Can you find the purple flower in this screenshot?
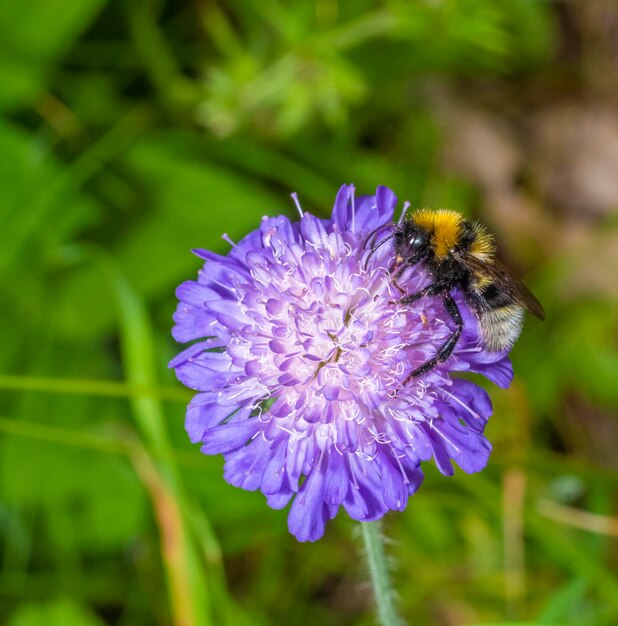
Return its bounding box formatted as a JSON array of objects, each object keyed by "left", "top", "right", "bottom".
[{"left": 170, "top": 185, "right": 512, "bottom": 542}]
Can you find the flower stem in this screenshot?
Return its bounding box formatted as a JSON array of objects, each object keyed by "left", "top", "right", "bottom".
[{"left": 361, "top": 521, "right": 404, "bottom": 626}]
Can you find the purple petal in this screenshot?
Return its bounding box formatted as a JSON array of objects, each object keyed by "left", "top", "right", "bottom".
[
  {"left": 353, "top": 186, "right": 397, "bottom": 232},
  {"left": 431, "top": 419, "right": 492, "bottom": 474},
  {"left": 404, "top": 465, "right": 425, "bottom": 495},
  {"left": 267, "top": 488, "right": 294, "bottom": 510},
  {"left": 185, "top": 396, "right": 251, "bottom": 443},
  {"left": 287, "top": 468, "right": 335, "bottom": 542},
  {"left": 331, "top": 184, "right": 353, "bottom": 231},
  {"left": 223, "top": 436, "right": 271, "bottom": 490},
  {"left": 342, "top": 457, "right": 387, "bottom": 522},
  {"left": 261, "top": 441, "right": 288, "bottom": 495},
  {"left": 439, "top": 379, "right": 492, "bottom": 432},
  {"left": 260, "top": 215, "right": 297, "bottom": 249},
  {"left": 378, "top": 452, "right": 408, "bottom": 511},
  {"left": 323, "top": 452, "right": 349, "bottom": 505},
  {"left": 422, "top": 425, "right": 455, "bottom": 476},
  {"left": 206, "top": 300, "right": 252, "bottom": 331},
  {"left": 174, "top": 358, "right": 238, "bottom": 391},
  {"left": 200, "top": 420, "right": 263, "bottom": 455},
  {"left": 168, "top": 341, "right": 215, "bottom": 369},
  {"left": 299, "top": 214, "right": 329, "bottom": 247},
  {"left": 172, "top": 303, "right": 222, "bottom": 343},
  {"left": 265, "top": 298, "right": 284, "bottom": 315},
  {"left": 176, "top": 281, "right": 220, "bottom": 306},
  {"left": 269, "top": 340, "right": 290, "bottom": 354},
  {"left": 482, "top": 356, "right": 514, "bottom": 388}
]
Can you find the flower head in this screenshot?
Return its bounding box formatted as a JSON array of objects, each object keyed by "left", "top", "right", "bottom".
[{"left": 170, "top": 185, "right": 512, "bottom": 541}]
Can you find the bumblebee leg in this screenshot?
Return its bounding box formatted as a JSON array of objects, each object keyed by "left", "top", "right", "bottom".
[
  {"left": 397, "top": 283, "right": 441, "bottom": 305},
  {"left": 389, "top": 251, "right": 426, "bottom": 294},
  {"left": 403, "top": 293, "right": 463, "bottom": 383},
  {"left": 388, "top": 263, "right": 411, "bottom": 294}
]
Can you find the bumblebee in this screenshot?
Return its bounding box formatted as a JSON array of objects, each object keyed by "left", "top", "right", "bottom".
[{"left": 368, "top": 209, "right": 544, "bottom": 381}]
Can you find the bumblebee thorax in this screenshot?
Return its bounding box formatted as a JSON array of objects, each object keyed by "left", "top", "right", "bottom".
[{"left": 412, "top": 209, "right": 464, "bottom": 259}]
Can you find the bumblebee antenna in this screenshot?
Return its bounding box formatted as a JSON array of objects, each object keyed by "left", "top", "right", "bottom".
[
  {"left": 362, "top": 222, "right": 394, "bottom": 250},
  {"left": 363, "top": 230, "right": 396, "bottom": 270}
]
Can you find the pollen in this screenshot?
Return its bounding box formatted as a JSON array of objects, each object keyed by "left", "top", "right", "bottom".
[{"left": 413, "top": 209, "right": 463, "bottom": 258}]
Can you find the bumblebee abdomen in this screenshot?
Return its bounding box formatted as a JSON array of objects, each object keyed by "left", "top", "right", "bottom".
[{"left": 479, "top": 305, "right": 524, "bottom": 351}]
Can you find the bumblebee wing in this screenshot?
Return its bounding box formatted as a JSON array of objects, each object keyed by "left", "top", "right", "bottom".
[{"left": 457, "top": 253, "right": 545, "bottom": 320}]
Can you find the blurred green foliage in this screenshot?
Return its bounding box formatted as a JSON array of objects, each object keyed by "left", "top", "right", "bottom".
[{"left": 1, "top": 1, "right": 617, "bottom": 625}]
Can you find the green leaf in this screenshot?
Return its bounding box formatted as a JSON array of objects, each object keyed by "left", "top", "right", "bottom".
[
  {"left": 0, "top": 0, "right": 107, "bottom": 109},
  {"left": 0, "top": 118, "right": 100, "bottom": 279},
  {"left": 7, "top": 597, "right": 106, "bottom": 626},
  {"left": 0, "top": 338, "right": 146, "bottom": 552}
]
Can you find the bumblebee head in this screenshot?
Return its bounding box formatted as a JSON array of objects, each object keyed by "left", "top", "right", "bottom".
[
  {"left": 364, "top": 219, "right": 434, "bottom": 270},
  {"left": 394, "top": 220, "right": 432, "bottom": 262}
]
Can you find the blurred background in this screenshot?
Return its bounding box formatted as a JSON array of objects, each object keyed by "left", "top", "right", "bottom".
[{"left": 1, "top": 1, "right": 617, "bottom": 625}]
